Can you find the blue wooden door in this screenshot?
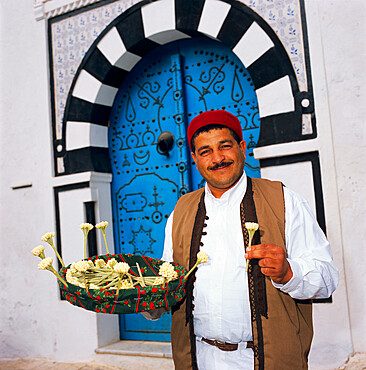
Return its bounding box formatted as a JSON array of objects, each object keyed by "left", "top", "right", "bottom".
[{"left": 108, "top": 37, "right": 260, "bottom": 341}]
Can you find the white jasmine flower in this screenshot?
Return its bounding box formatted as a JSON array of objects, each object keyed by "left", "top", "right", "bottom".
[
  {"left": 32, "top": 245, "right": 45, "bottom": 258},
  {"left": 184, "top": 250, "right": 209, "bottom": 279},
  {"left": 245, "top": 222, "right": 259, "bottom": 233},
  {"left": 159, "top": 262, "right": 178, "bottom": 280},
  {"left": 40, "top": 231, "right": 65, "bottom": 267},
  {"left": 245, "top": 222, "right": 259, "bottom": 271},
  {"left": 41, "top": 232, "right": 55, "bottom": 243},
  {"left": 244, "top": 222, "right": 259, "bottom": 246},
  {"left": 106, "top": 258, "right": 118, "bottom": 269},
  {"left": 74, "top": 260, "right": 90, "bottom": 273},
  {"left": 89, "top": 284, "right": 100, "bottom": 290},
  {"left": 66, "top": 269, "right": 80, "bottom": 286},
  {"left": 113, "top": 262, "right": 130, "bottom": 275},
  {"left": 196, "top": 251, "right": 208, "bottom": 264},
  {"left": 69, "top": 262, "right": 77, "bottom": 274},
  {"left": 119, "top": 280, "right": 134, "bottom": 289},
  {"left": 80, "top": 223, "right": 94, "bottom": 231},
  {"left": 95, "top": 221, "right": 108, "bottom": 229},
  {"left": 87, "top": 260, "right": 94, "bottom": 268},
  {"left": 37, "top": 256, "right": 68, "bottom": 287},
  {"left": 38, "top": 257, "right": 53, "bottom": 270},
  {"left": 95, "top": 259, "right": 106, "bottom": 268},
  {"left": 153, "top": 277, "right": 165, "bottom": 285},
  {"left": 95, "top": 221, "right": 110, "bottom": 255},
  {"left": 80, "top": 223, "right": 94, "bottom": 259}
]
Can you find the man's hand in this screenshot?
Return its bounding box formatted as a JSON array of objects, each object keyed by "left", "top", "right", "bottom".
[
  {"left": 245, "top": 244, "right": 293, "bottom": 284},
  {"left": 141, "top": 306, "right": 170, "bottom": 321}
]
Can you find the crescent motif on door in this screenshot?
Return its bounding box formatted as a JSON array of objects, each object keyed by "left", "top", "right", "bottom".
[{"left": 133, "top": 150, "right": 150, "bottom": 165}]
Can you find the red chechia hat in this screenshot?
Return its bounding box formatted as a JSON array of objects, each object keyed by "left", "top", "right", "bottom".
[{"left": 187, "top": 110, "right": 243, "bottom": 151}]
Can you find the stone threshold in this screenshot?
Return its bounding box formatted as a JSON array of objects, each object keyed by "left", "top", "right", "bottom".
[{"left": 95, "top": 340, "right": 172, "bottom": 359}]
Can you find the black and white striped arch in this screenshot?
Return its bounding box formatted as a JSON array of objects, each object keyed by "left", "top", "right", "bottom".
[{"left": 55, "top": 0, "right": 315, "bottom": 176}]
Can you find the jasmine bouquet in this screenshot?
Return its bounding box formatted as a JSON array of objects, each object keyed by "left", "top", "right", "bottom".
[{"left": 32, "top": 222, "right": 208, "bottom": 314}]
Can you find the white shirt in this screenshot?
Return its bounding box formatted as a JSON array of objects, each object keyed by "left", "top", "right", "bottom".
[{"left": 162, "top": 173, "right": 339, "bottom": 370}]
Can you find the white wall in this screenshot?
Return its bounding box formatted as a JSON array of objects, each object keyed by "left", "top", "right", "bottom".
[
  {"left": 1, "top": 0, "right": 56, "bottom": 359},
  {"left": 0, "top": 0, "right": 118, "bottom": 361},
  {"left": 315, "top": 0, "right": 366, "bottom": 355},
  {"left": 257, "top": 1, "right": 366, "bottom": 367},
  {"left": 0, "top": 0, "right": 365, "bottom": 367}
]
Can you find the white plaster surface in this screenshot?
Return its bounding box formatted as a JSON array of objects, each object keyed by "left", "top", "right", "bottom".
[
  {"left": 142, "top": 0, "right": 175, "bottom": 40},
  {"left": 1, "top": 0, "right": 365, "bottom": 368},
  {"left": 313, "top": 0, "right": 366, "bottom": 356},
  {"left": 66, "top": 121, "right": 108, "bottom": 151},
  {"left": 72, "top": 70, "right": 102, "bottom": 103},
  {"left": 97, "top": 27, "right": 127, "bottom": 66},
  {"left": 0, "top": 1, "right": 118, "bottom": 360},
  {"left": 95, "top": 84, "right": 118, "bottom": 107},
  {"left": 58, "top": 188, "right": 95, "bottom": 264},
  {"left": 114, "top": 51, "right": 142, "bottom": 72},
  {"left": 35, "top": 0, "right": 103, "bottom": 20},
  {"left": 148, "top": 29, "right": 190, "bottom": 45},
  {"left": 261, "top": 161, "right": 316, "bottom": 214},
  {"left": 233, "top": 21, "right": 274, "bottom": 68},
  {"left": 0, "top": 0, "right": 59, "bottom": 360},
  {"left": 198, "top": 0, "right": 231, "bottom": 38},
  {"left": 141, "top": 0, "right": 190, "bottom": 44},
  {"left": 73, "top": 70, "right": 117, "bottom": 106},
  {"left": 256, "top": 75, "right": 295, "bottom": 117},
  {"left": 254, "top": 138, "right": 320, "bottom": 159},
  {"left": 97, "top": 27, "right": 142, "bottom": 71}
]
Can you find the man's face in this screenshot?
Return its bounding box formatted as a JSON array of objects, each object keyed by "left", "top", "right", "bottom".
[{"left": 191, "top": 128, "right": 246, "bottom": 198}]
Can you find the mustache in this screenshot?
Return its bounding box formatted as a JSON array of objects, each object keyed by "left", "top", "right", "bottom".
[{"left": 208, "top": 161, "right": 233, "bottom": 170}]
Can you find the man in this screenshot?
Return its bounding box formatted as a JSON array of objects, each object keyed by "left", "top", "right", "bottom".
[{"left": 160, "top": 110, "right": 338, "bottom": 369}]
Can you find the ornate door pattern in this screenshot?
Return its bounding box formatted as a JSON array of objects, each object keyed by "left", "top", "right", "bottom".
[{"left": 108, "top": 37, "right": 261, "bottom": 341}]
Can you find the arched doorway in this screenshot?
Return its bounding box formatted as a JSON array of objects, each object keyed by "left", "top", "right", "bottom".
[
  {"left": 59, "top": 0, "right": 308, "bottom": 177},
  {"left": 109, "top": 37, "right": 261, "bottom": 341}
]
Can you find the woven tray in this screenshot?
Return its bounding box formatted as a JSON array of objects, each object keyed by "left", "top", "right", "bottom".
[{"left": 58, "top": 254, "right": 187, "bottom": 314}]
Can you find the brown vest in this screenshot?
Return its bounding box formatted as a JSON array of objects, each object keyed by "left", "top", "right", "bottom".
[{"left": 171, "top": 177, "right": 313, "bottom": 370}]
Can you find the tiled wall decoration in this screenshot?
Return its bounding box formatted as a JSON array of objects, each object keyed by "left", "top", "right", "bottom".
[
  {"left": 248, "top": 0, "right": 307, "bottom": 91},
  {"left": 247, "top": 0, "right": 312, "bottom": 134},
  {"left": 50, "top": 0, "right": 143, "bottom": 143}
]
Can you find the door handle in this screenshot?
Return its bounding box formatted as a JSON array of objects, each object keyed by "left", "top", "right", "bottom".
[{"left": 156, "top": 131, "right": 175, "bottom": 156}]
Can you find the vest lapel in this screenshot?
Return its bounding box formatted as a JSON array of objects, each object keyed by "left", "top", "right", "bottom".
[
  {"left": 186, "top": 191, "right": 206, "bottom": 370},
  {"left": 241, "top": 177, "right": 267, "bottom": 370}
]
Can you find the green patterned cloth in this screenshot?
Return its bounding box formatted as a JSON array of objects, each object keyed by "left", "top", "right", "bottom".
[{"left": 58, "top": 254, "right": 187, "bottom": 314}]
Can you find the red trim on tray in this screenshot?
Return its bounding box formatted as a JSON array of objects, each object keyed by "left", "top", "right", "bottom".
[
  {"left": 77, "top": 298, "right": 87, "bottom": 310},
  {"left": 86, "top": 288, "right": 102, "bottom": 304},
  {"left": 164, "top": 282, "right": 169, "bottom": 307},
  {"left": 176, "top": 276, "right": 183, "bottom": 290},
  {"left": 142, "top": 256, "right": 159, "bottom": 276},
  {"left": 110, "top": 288, "right": 119, "bottom": 314},
  {"left": 119, "top": 254, "right": 138, "bottom": 276},
  {"left": 135, "top": 285, "right": 141, "bottom": 313}
]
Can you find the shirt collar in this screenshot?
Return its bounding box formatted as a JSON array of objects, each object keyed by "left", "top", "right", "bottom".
[{"left": 205, "top": 171, "right": 247, "bottom": 206}]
